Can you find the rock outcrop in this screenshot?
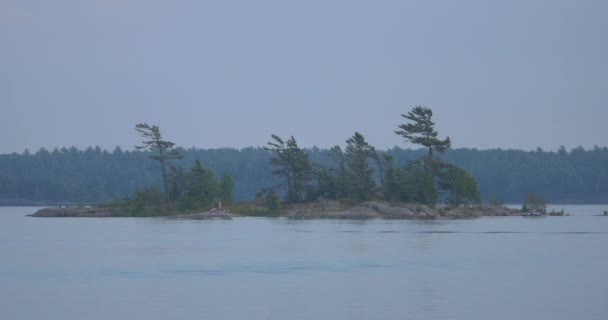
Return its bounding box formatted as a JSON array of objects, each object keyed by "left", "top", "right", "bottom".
[
  {"left": 30, "top": 206, "right": 235, "bottom": 219},
  {"left": 29, "top": 207, "right": 114, "bottom": 217}
]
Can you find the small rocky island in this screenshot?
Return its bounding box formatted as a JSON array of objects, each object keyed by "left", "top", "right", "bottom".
[{"left": 28, "top": 110, "right": 526, "bottom": 221}]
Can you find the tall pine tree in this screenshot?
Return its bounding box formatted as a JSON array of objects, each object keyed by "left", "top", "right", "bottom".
[
  {"left": 395, "top": 106, "right": 451, "bottom": 159},
  {"left": 135, "top": 123, "right": 182, "bottom": 202},
  {"left": 344, "top": 132, "right": 376, "bottom": 201}
]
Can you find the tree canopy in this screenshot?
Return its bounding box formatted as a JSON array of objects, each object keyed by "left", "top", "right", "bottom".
[{"left": 437, "top": 162, "right": 482, "bottom": 206}]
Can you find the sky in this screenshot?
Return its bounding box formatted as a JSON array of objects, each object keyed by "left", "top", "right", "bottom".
[{"left": 1, "top": 0, "right": 607, "bottom": 154}]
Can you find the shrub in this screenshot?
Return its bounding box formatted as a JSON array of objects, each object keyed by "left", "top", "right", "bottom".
[{"left": 549, "top": 209, "right": 567, "bottom": 216}]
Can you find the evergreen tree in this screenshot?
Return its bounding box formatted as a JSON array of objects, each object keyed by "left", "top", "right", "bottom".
[
  {"left": 315, "top": 167, "right": 338, "bottom": 199},
  {"left": 329, "top": 145, "right": 348, "bottom": 198},
  {"left": 266, "top": 135, "right": 313, "bottom": 203},
  {"left": 344, "top": 132, "right": 376, "bottom": 201},
  {"left": 219, "top": 172, "right": 234, "bottom": 205},
  {"left": 315, "top": 145, "right": 348, "bottom": 200},
  {"left": 371, "top": 151, "right": 393, "bottom": 200},
  {"left": 264, "top": 190, "right": 281, "bottom": 212},
  {"left": 183, "top": 159, "right": 218, "bottom": 209},
  {"left": 437, "top": 162, "right": 481, "bottom": 206},
  {"left": 384, "top": 154, "right": 401, "bottom": 201},
  {"left": 395, "top": 106, "right": 451, "bottom": 159},
  {"left": 399, "top": 159, "right": 437, "bottom": 205},
  {"left": 135, "top": 123, "right": 182, "bottom": 202},
  {"left": 167, "top": 165, "right": 186, "bottom": 201}
]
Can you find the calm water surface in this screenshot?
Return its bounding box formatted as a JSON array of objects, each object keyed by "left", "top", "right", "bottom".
[{"left": 1, "top": 205, "right": 607, "bottom": 320}]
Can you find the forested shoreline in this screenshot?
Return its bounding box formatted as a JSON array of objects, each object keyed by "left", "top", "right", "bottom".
[{"left": 1, "top": 145, "right": 606, "bottom": 205}]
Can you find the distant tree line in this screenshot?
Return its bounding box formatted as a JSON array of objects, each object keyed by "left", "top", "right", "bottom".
[
  {"left": 0, "top": 137, "right": 606, "bottom": 205},
  {"left": 0, "top": 145, "right": 275, "bottom": 205}
]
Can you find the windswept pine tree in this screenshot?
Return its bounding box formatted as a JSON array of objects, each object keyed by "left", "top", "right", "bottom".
[
  {"left": 135, "top": 123, "right": 183, "bottom": 202},
  {"left": 391, "top": 107, "right": 481, "bottom": 207},
  {"left": 266, "top": 134, "right": 313, "bottom": 203},
  {"left": 395, "top": 106, "right": 451, "bottom": 159}
]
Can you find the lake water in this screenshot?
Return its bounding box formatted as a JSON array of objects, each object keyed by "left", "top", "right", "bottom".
[{"left": 1, "top": 205, "right": 607, "bottom": 320}]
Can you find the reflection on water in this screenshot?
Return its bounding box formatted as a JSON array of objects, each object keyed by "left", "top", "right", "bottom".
[{"left": 1, "top": 206, "right": 608, "bottom": 320}]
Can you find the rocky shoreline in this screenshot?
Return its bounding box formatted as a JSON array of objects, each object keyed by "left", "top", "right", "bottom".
[
  {"left": 166, "top": 210, "right": 235, "bottom": 220},
  {"left": 28, "top": 207, "right": 235, "bottom": 220},
  {"left": 285, "top": 201, "right": 521, "bottom": 220},
  {"left": 29, "top": 201, "right": 521, "bottom": 220},
  {"left": 29, "top": 207, "right": 115, "bottom": 217}
]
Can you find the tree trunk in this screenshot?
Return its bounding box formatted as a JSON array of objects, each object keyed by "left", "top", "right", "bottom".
[
  {"left": 158, "top": 147, "right": 169, "bottom": 203},
  {"left": 373, "top": 154, "right": 386, "bottom": 200}
]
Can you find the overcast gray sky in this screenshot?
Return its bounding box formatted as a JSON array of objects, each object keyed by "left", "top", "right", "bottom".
[{"left": 1, "top": 0, "right": 606, "bottom": 154}]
